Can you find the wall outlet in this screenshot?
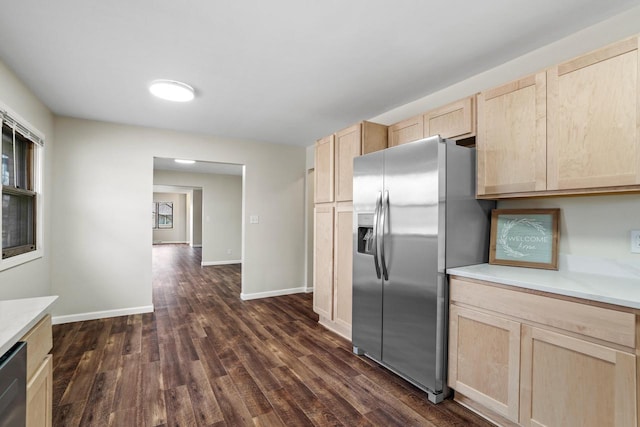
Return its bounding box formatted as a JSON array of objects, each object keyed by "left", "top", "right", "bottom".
[
  {"left": 250, "top": 215, "right": 259, "bottom": 224},
  {"left": 226, "top": 249, "right": 232, "bottom": 254},
  {"left": 631, "top": 230, "right": 640, "bottom": 254}
]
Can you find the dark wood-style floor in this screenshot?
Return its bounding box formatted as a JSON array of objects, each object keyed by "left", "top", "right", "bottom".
[{"left": 51, "top": 244, "right": 493, "bottom": 426}]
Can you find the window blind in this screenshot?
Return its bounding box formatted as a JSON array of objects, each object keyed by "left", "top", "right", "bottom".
[{"left": 0, "top": 110, "right": 44, "bottom": 146}]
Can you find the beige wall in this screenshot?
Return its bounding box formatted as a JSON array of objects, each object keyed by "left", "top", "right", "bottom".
[
  {"left": 0, "top": 61, "right": 54, "bottom": 299},
  {"left": 154, "top": 170, "right": 241, "bottom": 264},
  {"left": 499, "top": 195, "right": 640, "bottom": 260},
  {"left": 50, "top": 116, "right": 305, "bottom": 318},
  {"left": 369, "top": 6, "right": 640, "bottom": 263},
  {"left": 152, "top": 192, "right": 187, "bottom": 243}
]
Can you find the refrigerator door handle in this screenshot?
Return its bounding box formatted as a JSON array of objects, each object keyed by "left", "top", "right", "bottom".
[
  {"left": 372, "top": 191, "right": 382, "bottom": 279},
  {"left": 380, "top": 190, "right": 389, "bottom": 281}
]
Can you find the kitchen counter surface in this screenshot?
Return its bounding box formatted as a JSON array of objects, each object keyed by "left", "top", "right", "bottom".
[
  {"left": 0, "top": 295, "right": 57, "bottom": 356},
  {"left": 447, "top": 256, "right": 640, "bottom": 310}
]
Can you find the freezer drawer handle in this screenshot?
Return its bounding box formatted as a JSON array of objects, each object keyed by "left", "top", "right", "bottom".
[
  {"left": 380, "top": 190, "right": 389, "bottom": 281},
  {"left": 372, "top": 191, "right": 382, "bottom": 279}
]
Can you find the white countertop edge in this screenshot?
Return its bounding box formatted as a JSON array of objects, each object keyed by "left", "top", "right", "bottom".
[
  {"left": 0, "top": 295, "right": 58, "bottom": 356},
  {"left": 447, "top": 267, "right": 640, "bottom": 310}
]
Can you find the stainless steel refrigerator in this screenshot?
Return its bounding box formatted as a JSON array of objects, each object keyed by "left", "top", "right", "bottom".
[{"left": 352, "top": 135, "right": 494, "bottom": 403}]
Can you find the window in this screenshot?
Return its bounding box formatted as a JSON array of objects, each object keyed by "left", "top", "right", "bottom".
[
  {"left": 1, "top": 111, "right": 43, "bottom": 261},
  {"left": 152, "top": 202, "right": 173, "bottom": 229}
]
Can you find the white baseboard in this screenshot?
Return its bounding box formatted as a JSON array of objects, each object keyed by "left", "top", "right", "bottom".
[
  {"left": 241, "top": 286, "right": 309, "bottom": 301},
  {"left": 191, "top": 244, "right": 202, "bottom": 248},
  {"left": 201, "top": 260, "right": 242, "bottom": 266},
  {"left": 52, "top": 305, "right": 154, "bottom": 325},
  {"left": 153, "top": 241, "right": 189, "bottom": 245}
]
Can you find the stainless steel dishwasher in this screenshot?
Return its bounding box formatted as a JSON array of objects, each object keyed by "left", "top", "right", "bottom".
[{"left": 0, "top": 342, "right": 26, "bottom": 427}]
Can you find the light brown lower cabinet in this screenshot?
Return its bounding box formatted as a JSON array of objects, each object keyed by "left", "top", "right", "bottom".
[
  {"left": 27, "top": 355, "right": 53, "bottom": 427},
  {"left": 448, "top": 305, "right": 521, "bottom": 422},
  {"left": 449, "top": 277, "right": 638, "bottom": 427},
  {"left": 313, "top": 203, "right": 353, "bottom": 339},
  {"left": 21, "top": 314, "right": 53, "bottom": 427},
  {"left": 519, "top": 326, "right": 635, "bottom": 427}
]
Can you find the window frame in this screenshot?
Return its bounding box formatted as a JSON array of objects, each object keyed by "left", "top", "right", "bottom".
[
  {"left": 0, "top": 105, "right": 44, "bottom": 271},
  {"left": 152, "top": 201, "right": 174, "bottom": 229}
]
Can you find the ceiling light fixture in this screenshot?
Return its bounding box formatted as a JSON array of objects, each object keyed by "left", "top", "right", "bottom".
[
  {"left": 149, "top": 79, "right": 195, "bottom": 102},
  {"left": 174, "top": 159, "right": 196, "bottom": 164}
]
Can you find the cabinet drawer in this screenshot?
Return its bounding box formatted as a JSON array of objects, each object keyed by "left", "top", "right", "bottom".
[
  {"left": 450, "top": 278, "right": 635, "bottom": 348},
  {"left": 21, "top": 314, "right": 53, "bottom": 381}
]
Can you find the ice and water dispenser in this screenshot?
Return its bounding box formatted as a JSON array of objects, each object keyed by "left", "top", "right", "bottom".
[{"left": 357, "top": 213, "right": 376, "bottom": 255}]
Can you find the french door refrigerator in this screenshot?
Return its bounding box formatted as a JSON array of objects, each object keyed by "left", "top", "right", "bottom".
[{"left": 352, "top": 135, "right": 494, "bottom": 403}]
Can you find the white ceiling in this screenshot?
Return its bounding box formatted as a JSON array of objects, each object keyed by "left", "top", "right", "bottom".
[{"left": 0, "top": 1, "right": 637, "bottom": 147}]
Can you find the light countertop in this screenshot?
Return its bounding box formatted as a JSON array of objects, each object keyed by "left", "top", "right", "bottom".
[
  {"left": 447, "top": 256, "right": 640, "bottom": 310},
  {"left": 0, "top": 296, "right": 58, "bottom": 356}
]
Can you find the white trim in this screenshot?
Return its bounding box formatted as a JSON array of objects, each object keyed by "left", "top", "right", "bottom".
[
  {"left": 201, "top": 260, "right": 241, "bottom": 266},
  {"left": 0, "top": 249, "right": 43, "bottom": 272},
  {"left": 152, "top": 241, "right": 189, "bottom": 244},
  {"left": 240, "top": 286, "right": 309, "bottom": 301},
  {"left": 190, "top": 244, "right": 202, "bottom": 248},
  {"left": 51, "top": 305, "right": 154, "bottom": 325}
]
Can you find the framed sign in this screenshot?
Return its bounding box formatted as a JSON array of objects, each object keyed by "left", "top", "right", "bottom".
[{"left": 489, "top": 209, "right": 560, "bottom": 270}]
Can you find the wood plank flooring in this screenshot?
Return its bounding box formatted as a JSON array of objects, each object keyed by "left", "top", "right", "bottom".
[{"left": 52, "top": 244, "right": 494, "bottom": 426}]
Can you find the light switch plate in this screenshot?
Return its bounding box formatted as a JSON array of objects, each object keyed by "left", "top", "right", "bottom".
[
  {"left": 631, "top": 230, "right": 640, "bottom": 253},
  {"left": 250, "top": 215, "right": 259, "bottom": 224}
]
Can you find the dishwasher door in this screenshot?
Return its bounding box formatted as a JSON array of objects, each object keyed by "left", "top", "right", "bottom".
[{"left": 0, "top": 342, "right": 26, "bottom": 427}]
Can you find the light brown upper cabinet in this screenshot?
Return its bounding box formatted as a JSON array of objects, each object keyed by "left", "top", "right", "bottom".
[
  {"left": 389, "top": 96, "right": 478, "bottom": 148},
  {"left": 424, "top": 95, "right": 477, "bottom": 141},
  {"left": 332, "top": 121, "right": 387, "bottom": 202},
  {"left": 477, "top": 35, "right": 640, "bottom": 199},
  {"left": 476, "top": 72, "right": 547, "bottom": 197},
  {"left": 314, "top": 135, "right": 334, "bottom": 203},
  {"left": 547, "top": 36, "right": 640, "bottom": 192},
  {"left": 388, "top": 115, "right": 424, "bottom": 147}
]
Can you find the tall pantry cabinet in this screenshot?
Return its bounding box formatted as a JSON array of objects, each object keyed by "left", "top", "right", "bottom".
[{"left": 313, "top": 121, "right": 387, "bottom": 339}]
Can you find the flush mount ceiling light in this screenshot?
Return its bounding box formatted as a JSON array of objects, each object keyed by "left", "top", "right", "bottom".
[
  {"left": 149, "top": 79, "right": 195, "bottom": 102},
  {"left": 174, "top": 159, "right": 196, "bottom": 164}
]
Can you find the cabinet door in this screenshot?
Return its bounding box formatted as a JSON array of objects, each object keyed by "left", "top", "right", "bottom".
[
  {"left": 27, "top": 355, "right": 53, "bottom": 427},
  {"left": 477, "top": 73, "right": 547, "bottom": 196},
  {"left": 449, "top": 305, "right": 521, "bottom": 422},
  {"left": 520, "top": 326, "right": 636, "bottom": 427},
  {"left": 547, "top": 37, "right": 640, "bottom": 191},
  {"left": 361, "top": 121, "right": 388, "bottom": 155},
  {"left": 313, "top": 205, "right": 334, "bottom": 319},
  {"left": 314, "top": 135, "right": 334, "bottom": 203},
  {"left": 333, "top": 205, "right": 353, "bottom": 335},
  {"left": 424, "top": 96, "right": 476, "bottom": 140},
  {"left": 335, "top": 125, "right": 362, "bottom": 202},
  {"left": 388, "top": 115, "right": 424, "bottom": 147}
]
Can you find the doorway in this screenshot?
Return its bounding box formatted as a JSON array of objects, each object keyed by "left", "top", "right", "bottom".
[{"left": 152, "top": 157, "right": 244, "bottom": 292}]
